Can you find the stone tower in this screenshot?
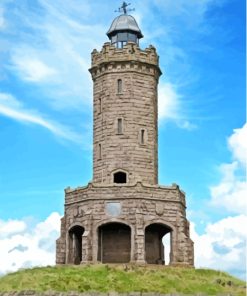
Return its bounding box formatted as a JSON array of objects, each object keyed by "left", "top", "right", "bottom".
[{"left": 56, "top": 3, "right": 194, "bottom": 266}]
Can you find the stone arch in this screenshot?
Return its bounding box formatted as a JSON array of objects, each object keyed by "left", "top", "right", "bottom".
[
  {"left": 144, "top": 220, "right": 175, "bottom": 265},
  {"left": 67, "top": 224, "right": 85, "bottom": 265},
  {"left": 96, "top": 219, "right": 132, "bottom": 263}
]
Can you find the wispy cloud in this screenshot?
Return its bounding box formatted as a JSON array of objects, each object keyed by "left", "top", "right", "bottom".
[
  {"left": 11, "top": 56, "right": 57, "bottom": 82},
  {"left": 3, "top": 1, "right": 105, "bottom": 110},
  {"left": 158, "top": 82, "right": 196, "bottom": 130},
  {"left": 0, "top": 93, "right": 82, "bottom": 144},
  {"left": 0, "top": 7, "right": 5, "bottom": 30}
]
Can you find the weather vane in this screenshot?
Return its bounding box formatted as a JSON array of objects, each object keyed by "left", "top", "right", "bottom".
[{"left": 115, "top": 1, "right": 135, "bottom": 14}]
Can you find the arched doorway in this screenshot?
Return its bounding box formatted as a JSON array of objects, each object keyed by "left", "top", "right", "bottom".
[
  {"left": 145, "top": 223, "right": 172, "bottom": 265},
  {"left": 98, "top": 222, "right": 131, "bottom": 263},
  {"left": 68, "top": 225, "right": 84, "bottom": 265}
]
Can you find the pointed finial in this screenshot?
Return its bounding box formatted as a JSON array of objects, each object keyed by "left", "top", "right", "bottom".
[{"left": 115, "top": 2, "right": 135, "bottom": 15}]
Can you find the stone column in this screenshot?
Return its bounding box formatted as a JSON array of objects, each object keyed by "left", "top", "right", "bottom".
[
  {"left": 135, "top": 229, "right": 146, "bottom": 264},
  {"left": 81, "top": 231, "right": 91, "bottom": 263}
]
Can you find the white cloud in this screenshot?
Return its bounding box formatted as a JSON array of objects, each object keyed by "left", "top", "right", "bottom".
[
  {"left": 0, "top": 219, "right": 26, "bottom": 239},
  {"left": 0, "top": 212, "right": 61, "bottom": 275},
  {"left": 210, "top": 162, "right": 247, "bottom": 215},
  {"left": 158, "top": 83, "right": 196, "bottom": 130},
  {"left": 11, "top": 56, "right": 57, "bottom": 82},
  {"left": 0, "top": 93, "right": 82, "bottom": 144},
  {"left": 191, "top": 124, "right": 247, "bottom": 280},
  {"left": 210, "top": 124, "right": 247, "bottom": 215},
  {"left": 191, "top": 215, "right": 246, "bottom": 279},
  {"left": 228, "top": 124, "right": 247, "bottom": 166}
]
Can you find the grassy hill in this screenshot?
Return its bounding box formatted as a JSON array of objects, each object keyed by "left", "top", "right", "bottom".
[{"left": 0, "top": 265, "right": 245, "bottom": 295}]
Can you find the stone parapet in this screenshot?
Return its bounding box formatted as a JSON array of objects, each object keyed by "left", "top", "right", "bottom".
[
  {"left": 91, "top": 42, "right": 161, "bottom": 69},
  {"left": 89, "top": 43, "right": 161, "bottom": 81},
  {"left": 64, "top": 182, "right": 186, "bottom": 207}
]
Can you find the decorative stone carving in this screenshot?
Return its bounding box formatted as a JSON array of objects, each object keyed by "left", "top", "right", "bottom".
[{"left": 155, "top": 203, "right": 164, "bottom": 216}]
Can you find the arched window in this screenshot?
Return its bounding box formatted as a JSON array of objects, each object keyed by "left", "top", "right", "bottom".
[
  {"left": 113, "top": 171, "right": 127, "bottom": 184},
  {"left": 117, "top": 118, "right": 123, "bottom": 134},
  {"left": 117, "top": 79, "right": 122, "bottom": 93}
]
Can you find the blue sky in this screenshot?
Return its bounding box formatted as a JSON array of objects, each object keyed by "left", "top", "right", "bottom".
[{"left": 0, "top": 0, "right": 246, "bottom": 280}]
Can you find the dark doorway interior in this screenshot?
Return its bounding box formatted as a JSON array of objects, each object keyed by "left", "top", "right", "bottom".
[
  {"left": 113, "top": 171, "right": 127, "bottom": 183},
  {"left": 98, "top": 222, "right": 131, "bottom": 263},
  {"left": 68, "top": 225, "right": 84, "bottom": 265},
  {"left": 145, "top": 223, "right": 171, "bottom": 265}
]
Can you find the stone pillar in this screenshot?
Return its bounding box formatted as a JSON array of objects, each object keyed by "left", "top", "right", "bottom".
[
  {"left": 81, "top": 231, "right": 91, "bottom": 263},
  {"left": 135, "top": 229, "right": 145, "bottom": 263},
  {"left": 56, "top": 217, "right": 66, "bottom": 264}
]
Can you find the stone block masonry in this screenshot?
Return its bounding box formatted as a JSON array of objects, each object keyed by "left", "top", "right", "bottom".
[{"left": 56, "top": 11, "right": 194, "bottom": 267}]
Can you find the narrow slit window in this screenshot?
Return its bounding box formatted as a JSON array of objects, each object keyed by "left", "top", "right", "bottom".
[
  {"left": 117, "top": 118, "right": 123, "bottom": 134},
  {"left": 98, "top": 143, "right": 102, "bottom": 159},
  {"left": 117, "top": 79, "right": 122, "bottom": 93},
  {"left": 99, "top": 98, "right": 102, "bottom": 113},
  {"left": 141, "top": 129, "right": 145, "bottom": 144}
]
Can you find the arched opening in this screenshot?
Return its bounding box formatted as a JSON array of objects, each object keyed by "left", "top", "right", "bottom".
[
  {"left": 145, "top": 223, "right": 172, "bottom": 265},
  {"left": 68, "top": 225, "right": 84, "bottom": 265},
  {"left": 98, "top": 222, "right": 131, "bottom": 263},
  {"left": 113, "top": 171, "right": 127, "bottom": 183}
]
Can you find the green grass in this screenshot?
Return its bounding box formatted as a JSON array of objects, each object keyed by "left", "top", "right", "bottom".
[{"left": 0, "top": 265, "right": 245, "bottom": 295}]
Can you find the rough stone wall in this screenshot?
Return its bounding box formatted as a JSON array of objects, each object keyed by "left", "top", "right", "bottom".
[
  {"left": 89, "top": 42, "right": 161, "bottom": 185},
  {"left": 56, "top": 182, "right": 193, "bottom": 266}
]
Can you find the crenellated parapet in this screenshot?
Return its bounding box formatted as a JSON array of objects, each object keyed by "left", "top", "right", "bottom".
[{"left": 89, "top": 42, "right": 162, "bottom": 80}]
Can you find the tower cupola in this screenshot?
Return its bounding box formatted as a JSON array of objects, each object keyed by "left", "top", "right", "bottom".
[{"left": 107, "top": 2, "right": 143, "bottom": 48}]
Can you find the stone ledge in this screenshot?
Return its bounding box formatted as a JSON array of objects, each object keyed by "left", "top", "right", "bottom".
[{"left": 64, "top": 182, "right": 182, "bottom": 194}]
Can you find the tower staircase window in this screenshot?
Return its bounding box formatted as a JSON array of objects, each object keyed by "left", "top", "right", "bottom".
[
  {"left": 117, "top": 79, "right": 122, "bottom": 93},
  {"left": 99, "top": 98, "right": 102, "bottom": 113},
  {"left": 141, "top": 129, "right": 145, "bottom": 144},
  {"left": 117, "top": 118, "right": 123, "bottom": 134},
  {"left": 98, "top": 143, "right": 102, "bottom": 159}
]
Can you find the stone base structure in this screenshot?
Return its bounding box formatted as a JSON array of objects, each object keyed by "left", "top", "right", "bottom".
[{"left": 56, "top": 182, "right": 194, "bottom": 266}]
